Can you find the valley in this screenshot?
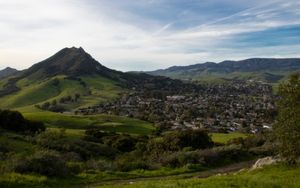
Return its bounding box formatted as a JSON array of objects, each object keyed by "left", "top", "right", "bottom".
[{"left": 0, "top": 47, "right": 299, "bottom": 188}]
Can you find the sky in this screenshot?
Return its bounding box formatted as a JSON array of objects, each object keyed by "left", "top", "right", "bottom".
[{"left": 1, "top": 0, "right": 300, "bottom": 71}]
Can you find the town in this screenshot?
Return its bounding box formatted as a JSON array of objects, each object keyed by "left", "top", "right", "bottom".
[{"left": 76, "top": 80, "right": 277, "bottom": 134}]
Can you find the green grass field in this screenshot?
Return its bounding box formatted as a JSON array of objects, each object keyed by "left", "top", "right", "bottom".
[
  {"left": 210, "top": 132, "right": 248, "bottom": 144},
  {"left": 23, "top": 111, "right": 155, "bottom": 135}
]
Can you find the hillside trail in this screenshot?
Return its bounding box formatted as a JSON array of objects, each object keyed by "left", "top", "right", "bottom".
[{"left": 86, "top": 159, "right": 256, "bottom": 187}]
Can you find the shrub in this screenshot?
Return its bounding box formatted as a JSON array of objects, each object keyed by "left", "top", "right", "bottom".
[
  {"left": 116, "top": 159, "right": 150, "bottom": 172},
  {"left": 160, "top": 151, "right": 206, "bottom": 168},
  {"left": 212, "top": 144, "right": 250, "bottom": 165},
  {"left": 158, "top": 144, "right": 251, "bottom": 168},
  {"left": 86, "top": 159, "right": 116, "bottom": 172},
  {"left": 147, "top": 129, "right": 213, "bottom": 153},
  {"left": 115, "top": 152, "right": 150, "bottom": 172},
  {"left": 14, "top": 151, "right": 69, "bottom": 177},
  {"left": 111, "top": 136, "right": 137, "bottom": 152},
  {"left": 36, "top": 130, "right": 117, "bottom": 159},
  {"left": 85, "top": 129, "right": 139, "bottom": 153},
  {"left": 66, "top": 162, "right": 84, "bottom": 175},
  {"left": 0, "top": 109, "right": 45, "bottom": 134}
]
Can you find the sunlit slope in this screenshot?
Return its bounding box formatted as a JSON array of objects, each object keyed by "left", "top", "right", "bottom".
[
  {"left": 0, "top": 75, "right": 122, "bottom": 110},
  {"left": 23, "top": 111, "right": 154, "bottom": 135}
]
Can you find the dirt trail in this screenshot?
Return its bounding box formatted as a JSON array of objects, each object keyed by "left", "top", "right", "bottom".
[{"left": 86, "top": 160, "right": 256, "bottom": 187}]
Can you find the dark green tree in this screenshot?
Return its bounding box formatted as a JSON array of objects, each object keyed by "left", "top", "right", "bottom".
[{"left": 274, "top": 73, "right": 300, "bottom": 164}]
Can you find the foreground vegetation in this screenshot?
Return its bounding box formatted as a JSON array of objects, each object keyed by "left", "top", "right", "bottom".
[
  {"left": 0, "top": 122, "right": 271, "bottom": 188},
  {"left": 99, "top": 163, "right": 300, "bottom": 188},
  {"left": 0, "top": 162, "right": 299, "bottom": 188}
]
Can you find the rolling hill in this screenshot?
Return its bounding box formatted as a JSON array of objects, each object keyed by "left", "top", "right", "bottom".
[
  {"left": 0, "top": 47, "right": 158, "bottom": 135},
  {"left": 0, "top": 47, "right": 127, "bottom": 111},
  {"left": 0, "top": 47, "right": 189, "bottom": 112},
  {"left": 148, "top": 58, "right": 300, "bottom": 83}
]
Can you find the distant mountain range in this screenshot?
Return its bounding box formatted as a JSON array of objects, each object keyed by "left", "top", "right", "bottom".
[
  {"left": 148, "top": 58, "right": 300, "bottom": 83},
  {"left": 0, "top": 67, "right": 18, "bottom": 79}
]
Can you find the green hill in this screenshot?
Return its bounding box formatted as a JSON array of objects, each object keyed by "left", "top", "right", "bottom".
[
  {"left": 0, "top": 75, "right": 122, "bottom": 111},
  {"left": 0, "top": 47, "right": 125, "bottom": 111},
  {"left": 148, "top": 58, "right": 300, "bottom": 83}
]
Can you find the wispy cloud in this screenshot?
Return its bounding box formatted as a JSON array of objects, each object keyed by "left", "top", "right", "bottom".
[{"left": 0, "top": 0, "right": 300, "bottom": 71}]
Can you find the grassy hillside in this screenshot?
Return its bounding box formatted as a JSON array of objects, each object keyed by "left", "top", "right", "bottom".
[
  {"left": 163, "top": 71, "right": 291, "bottom": 84},
  {"left": 148, "top": 58, "right": 300, "bottom": 84},
  {"left": 0, "top": 75, "right": 123, "bottom": 111}
]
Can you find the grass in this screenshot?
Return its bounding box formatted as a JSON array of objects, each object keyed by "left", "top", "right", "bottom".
[
  {"left": 0, "top": 165, "right": 207, "bottom": 188},
  {"left": 0, "top": 75, "right": 123, "bottom": 111},
  {"left": 23, "top": 111, "right": 155, "bottom": 135},
  {"left": 210, "top": 132, "right": 248, "bottom": 144},
  {"left": 0, "top": 163, "right": 299, "bottom": 188},
  {"left": 98, "top": 163, "right": 300, "bottom": 188},
  {"left": 0, "top": 131, "right": 37, "bottom": 154},
  {"left": 0, "top": 79, "right": 60, "bottom": 108}
]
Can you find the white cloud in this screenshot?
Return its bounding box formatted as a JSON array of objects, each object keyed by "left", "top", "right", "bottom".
[{"left": 0, "top": 0, "right": 300, "bottom": 71}]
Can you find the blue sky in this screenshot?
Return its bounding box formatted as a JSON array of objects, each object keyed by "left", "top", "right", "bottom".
[{"left": 0, "top": 0, "right": 300, "bottom": 71}]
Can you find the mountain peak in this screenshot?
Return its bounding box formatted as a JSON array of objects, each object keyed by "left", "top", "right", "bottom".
[
  {"left": 21, "top": 47, "right": 118, "bottom": 79},
  {"left": 3, "top": 67, "right": 16, "bottom": 70},
  {"left": 0, "top": 67, "right": 18, "bottom": 79},
  {"left": 62, "top": 46, "right": 85, "bottom": 53}
]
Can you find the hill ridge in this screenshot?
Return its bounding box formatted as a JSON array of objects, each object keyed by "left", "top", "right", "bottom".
[
  {"left": 148, "top": 58, "right": 300, "bottom": 82},
  {"left": 0, "top": 67, "right": 18, "bottom": 79}
]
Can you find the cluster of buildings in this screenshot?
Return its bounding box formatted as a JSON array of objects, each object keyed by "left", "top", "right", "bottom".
[{"left": 76, "top": 80, "right": 276, "bottom": 133}]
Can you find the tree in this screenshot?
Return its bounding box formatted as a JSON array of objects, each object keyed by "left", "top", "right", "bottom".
[
  {"left": 162, "top": 129, "right": 213, "bottom": 151},
  {"left": 0, "top": 109, "right": 45, "bottom": 134},
  {"left": 273, "top": 73, "right": 300, "bottom": 165},
  {"left": 51, "top": 99, "right": 57, "bottom": 106}
]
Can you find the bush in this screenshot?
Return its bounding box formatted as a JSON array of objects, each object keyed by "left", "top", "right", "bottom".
[
  {"left": 85, "top": 129, "right": 138, "bottom": 153},
  {"left": 147, "top": 129, "right": 213, "bottom": 154},
  {"left": 212, "top": 144, "right": 250, "bottom": 165},
  {"left": 111, "top": 136, "right": 137, "bottom": 152},
  {"left": 158, "top": 144, "right": 251, "bottom": 168},
  {"left": 85, "top": 159, "right": 116, "bottom": 172},
  {"left": 160, "top": 151, "right": 206, "bottom": 168},
  {"left": 14, "top": 151, "right": 69, "bottom": 177},
  {"left": 0, "top": 109, "right": 45, "bottom": 134},
  {"left": 116, "top": 159, "right": 150, "bottom": 172},
  {"left": 66, "top": 162, "right": 84, "bottom": 175},
  {"left": 36, "top": 130, "right": 117, "bottom": 159},
  {"left": 115, "top": 152, "right": 150, "bottom": 172}
]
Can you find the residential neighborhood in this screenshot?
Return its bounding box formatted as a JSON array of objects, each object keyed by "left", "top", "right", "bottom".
[{"left": 76, "top": 80, "right": 277, "bottom": 133}]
